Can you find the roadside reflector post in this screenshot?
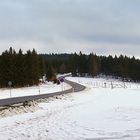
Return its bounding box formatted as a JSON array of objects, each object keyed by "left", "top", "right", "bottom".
[
  {"left": 111, "top": 81, "right": 113, "bottom": 89},
  {"left": 59, "top": 77, "right": 64, "bottom": 92},
  {"left": 39, "top": 84, "right": 41, "bottom": 94},
  {"left": 61, "top": 82, "right": 63, "bottom": 91},
  {"left": 104, "top": 82, "right": 107, "bottom": 88},
  {"left": 124, "top": 82, "right": 126, "bottom": 88},
  {"left": 8, "top": 81, "right": 12, "bottom": 98}
]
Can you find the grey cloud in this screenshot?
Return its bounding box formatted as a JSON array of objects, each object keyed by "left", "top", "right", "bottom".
[{"left": 0, "top": 0, "right": 140, "bottom": 57}]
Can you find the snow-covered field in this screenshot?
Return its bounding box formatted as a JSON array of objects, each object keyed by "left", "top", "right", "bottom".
[
  {"left": 0, "top": 77, "right": 140, "bottom": 140},
  {"left": 0, "top": 82, "right": 71, "bottom": 99},
  {"left": 67, "top": 77, "right": 140, "bottom": 89}
]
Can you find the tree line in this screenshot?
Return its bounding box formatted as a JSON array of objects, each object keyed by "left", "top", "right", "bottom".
[
  {"left": 0, "top": 48, "right": 139, "bottom": 88},
  {"left": 0, "top": 47, "right": 43, "bottom": 87},
  {"left": 41, "top": 52, "right": 140, "bottom": 82}
]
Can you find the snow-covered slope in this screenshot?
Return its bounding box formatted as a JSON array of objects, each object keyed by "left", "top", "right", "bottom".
[{"left": 0, "top": 77, "right": 140, "bottom": 140}]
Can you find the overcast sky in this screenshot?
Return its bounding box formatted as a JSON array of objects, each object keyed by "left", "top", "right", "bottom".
[{"left": 0, "top": 0, "right": 140, "bottom": 57}]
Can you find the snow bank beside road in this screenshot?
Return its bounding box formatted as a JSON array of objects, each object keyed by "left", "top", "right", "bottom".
[{"left": 0, "top": 82, "right": 71, "bottom": 99}]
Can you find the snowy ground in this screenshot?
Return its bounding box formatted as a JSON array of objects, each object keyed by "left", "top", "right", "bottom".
[
  {"left": 0, "top": 82, "right": 71, "bottom": 99},
  {"left": 67, "top": 76, "right": 140, "bottom": 89},
  {"left": 0, "top": 77, "right": 140, "bottom": 140}
]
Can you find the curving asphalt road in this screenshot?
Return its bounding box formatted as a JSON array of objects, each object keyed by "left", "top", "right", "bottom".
[{"left": 0, "top": 79, "right": 86, "bottom": 106}]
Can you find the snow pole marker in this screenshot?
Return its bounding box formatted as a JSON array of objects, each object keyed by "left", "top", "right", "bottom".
[{"left": 8, "top": 81, "right": 12, "bottom": 98}]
